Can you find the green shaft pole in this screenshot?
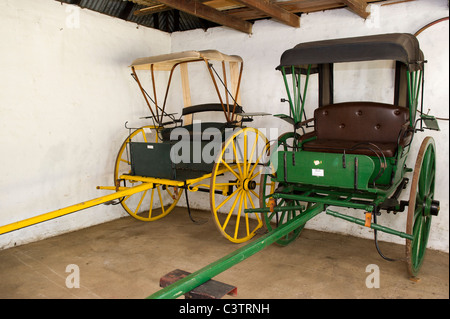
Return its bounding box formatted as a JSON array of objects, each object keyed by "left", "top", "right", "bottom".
[
  {"left": 147, "top": 203, "right": 325, "bottom": 299},
  {"left": 271, "top": 192, "right": 374, "bottom": 211},
  {"left": 326, "top": 209, "right": 413, "bottom": 240},
  {"left": 244, "top": 205, "right": 305, "bottom": 214}
]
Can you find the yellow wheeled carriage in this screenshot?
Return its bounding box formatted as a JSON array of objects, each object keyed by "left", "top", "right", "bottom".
[
  {"left": 109, "top": 50, "right": 271, "bottom": 243},
  {"left": 0, "top": 50, "right": 270, "bottom": 244}
]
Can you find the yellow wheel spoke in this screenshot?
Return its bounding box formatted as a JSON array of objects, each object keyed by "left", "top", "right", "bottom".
[
  {"left": 248, "top": 144, "right": 268, "bottom": 179},
  {"left": 249, "top": 189, "right": 259, "bottom": 199},
  {"left": 233, "top": 191, "right": 244, "bottom": 239},
  {"left": 243, "top": 132, "right": 248, "bottom": 177},
  {"left": 244, "top": 192, "right": 250, "bottom": 237},
  {"left": 166, "top": 187, "right": 174, "bottom": 198},
  {"left": 134, "top": 189, "right": 148, "bottom": 215},
  {"left": 157, "top": 186, "right": 165, "bottom": 214},
  {"left": 214, "top": 182, "right": 239, "bottom": 187},
  {"left": 247, "top": 133, "right": 258, "bottom": 175},
  {"left": 148, "top": 188, "right": 155, "bottom": 218},
  {"left": 246, "top": 191, "right": 256, "bottom": 209},
  {"left": 221, "top": 160, "right": 240, "bottom": 180},
  {"left": 248, "top": 170, "right": 261, "bottom": 182},
  {"left": 222, "top": 189, "right": 242, "bottom": 231},
  {"left": 141, "top": 129, "right": 148, "bottom": 142},
  {"left": 232, "top": 138, "right": 243, "bottom": 178},
  {"left": 216, "top": 187, "right": 240, "bottom": 212}
]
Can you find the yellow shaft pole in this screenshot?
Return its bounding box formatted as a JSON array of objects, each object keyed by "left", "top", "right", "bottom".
[{"left": 0, "top": 182, "right": 155, "bottom": 236}]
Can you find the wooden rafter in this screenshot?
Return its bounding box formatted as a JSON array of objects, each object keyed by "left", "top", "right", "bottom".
[
  {"left": 130, "top": 0, "right": 402, "bottom": 33},
  {"left": 134, "top": 1, "right": 245, "bottom": 16},
  {"left": 236, "top": 0, "right": 300, "bottom": 27},
  {"left": 340, "top": 0, "right": 370, "bottom": 19},
  {"left": 225, "top": 0, "right": 381, "bottom": 21},
  {"left": 154, "top": 0, "right": 253, "bottom": 33},
  {"left": 205, "top": 0, "right": 245, "bottom": 10},
  {"left": 134, "top": 4, "right": 168, "bottom": 16}
]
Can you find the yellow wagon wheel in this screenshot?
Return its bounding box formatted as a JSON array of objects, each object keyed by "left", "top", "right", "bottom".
[
  {"left": 210, "top": 127, "right": 270, "bottom": 243},
  {"left": 114, "top": 125, "right": 183, "bottom": 221}
]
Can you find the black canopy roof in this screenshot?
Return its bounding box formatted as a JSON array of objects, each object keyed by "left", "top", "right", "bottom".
[{"left": 277, "top": 33, "right": 424, "bottom": 73}]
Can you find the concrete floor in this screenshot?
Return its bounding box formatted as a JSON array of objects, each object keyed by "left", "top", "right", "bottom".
[{"left": 0, "top": 207, "right": 448, "bottom": 299}]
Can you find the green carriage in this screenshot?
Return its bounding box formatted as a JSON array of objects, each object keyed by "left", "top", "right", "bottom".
[{"left": 256, "top": 33, "right": 441, "bottom": 277}]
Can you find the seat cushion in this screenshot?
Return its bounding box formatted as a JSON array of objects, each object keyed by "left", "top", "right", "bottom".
[
  {"left": 314, "top": 102, "right": 409, "bottom": 143},
  {"left": 303, "top": 102, "right": 410, "bottom": 157}
]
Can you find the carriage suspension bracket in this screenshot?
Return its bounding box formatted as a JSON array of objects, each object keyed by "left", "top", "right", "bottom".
[
  {"left": 398, "top": 200, "right": 409, "bottom": 213},
  {"left": 268, "top": 198, "right": 276, "bottom": 213}
]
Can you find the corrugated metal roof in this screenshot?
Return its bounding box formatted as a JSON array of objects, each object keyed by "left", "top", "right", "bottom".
[{"left": 56, "top": 0, "right": 217, "bottom": 33}]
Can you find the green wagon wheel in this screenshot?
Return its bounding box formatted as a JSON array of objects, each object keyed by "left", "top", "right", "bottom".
[
  {"left": 259, "top": 132, "right": 307, "bottom": 246},
  {"left": 114, "top": 126, "right": 183, "bottom": 221},
  {"left": 406, "top": 137, "right": 438, "bottom": 277}
]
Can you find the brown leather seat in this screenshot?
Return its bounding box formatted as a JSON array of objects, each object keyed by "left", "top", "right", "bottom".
[{"left": 302, "top": 102, "right": 411, "bottom": 157}]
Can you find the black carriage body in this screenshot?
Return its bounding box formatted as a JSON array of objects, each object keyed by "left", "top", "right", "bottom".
[
  {"left": 130, "top": 122, "right": 233, "bottom": 181},
  {"left": 257, "top": 32, "right": 440, "bottom": 275},
  {"left": 130, "top": 140, "right": 221, "bottom": 181}
]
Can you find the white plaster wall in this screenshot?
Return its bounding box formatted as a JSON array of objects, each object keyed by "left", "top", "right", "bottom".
[
  {"left": 171, "top": 0, "right": 449, "bottom": 252},
  {"left": 0, "top": 0, "right": 171, "bottom": 249}
]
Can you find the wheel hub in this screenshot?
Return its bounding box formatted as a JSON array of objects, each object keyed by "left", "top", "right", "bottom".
[
  {"left": 423, "top": 196, "right": 439, "bottom": 217},
  {"left": 242, "top": 179, "right": 256, "bottom": 191},
  {"left": 430, "top": 199, "right": 440, "bottom": 216}
]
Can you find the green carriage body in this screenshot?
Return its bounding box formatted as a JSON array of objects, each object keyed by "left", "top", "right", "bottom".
[
  {"left": 255, "top": 33, "right": 440, "bottom": 277},
  {"left": 271, "top": 34, "right": 429, "bottom": 206}
]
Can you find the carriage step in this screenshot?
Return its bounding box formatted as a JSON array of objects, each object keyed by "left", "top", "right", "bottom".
[{"left": 159, "top": 269, "right": 237, "bottom": 299}]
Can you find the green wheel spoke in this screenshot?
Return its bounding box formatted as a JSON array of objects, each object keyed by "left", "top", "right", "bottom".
[
  {"left": 425, "top": 163, "right": 436, "bottom": 196},
  {"left": 413, "top": 205, "right": 423, "bottom": 221},
  {"left": 418, "top": 150, "right": 430, "bottom": 196}
]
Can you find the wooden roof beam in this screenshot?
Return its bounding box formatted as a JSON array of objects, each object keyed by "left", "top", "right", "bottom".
[
  {"left": 341, "top": 0, "right": 370, "bottom": 19},
  {"left": 236, "top": 0, "right": 300, "bottom": 27},
  {"left": 134, "top": 4, "right": 169, "bottom": 17},
  {"left": 157, "top": 0, "right": 253, "bottom": 33},
  {"left": 133, "top": 1, "right": 223, "bottom": 16}
]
